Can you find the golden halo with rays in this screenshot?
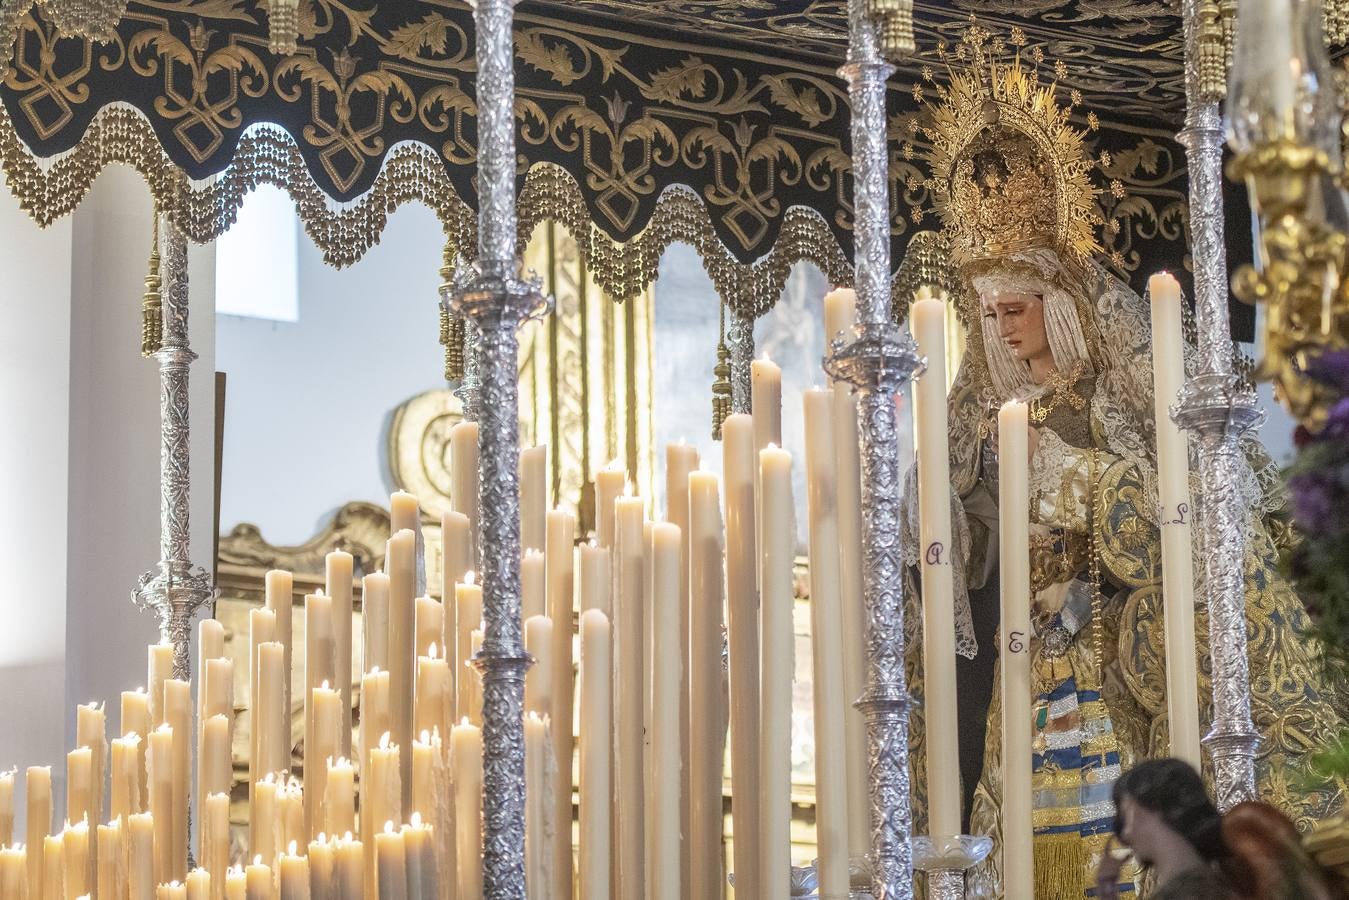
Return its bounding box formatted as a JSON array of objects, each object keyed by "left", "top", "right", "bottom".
[{"left": 916, "top": 20, "right": 1107, "bottom": 270}]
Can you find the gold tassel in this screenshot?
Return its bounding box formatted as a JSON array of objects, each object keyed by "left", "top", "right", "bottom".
[
  {"left": 141, "top": 216, "right": 162, "bottom": 358},
  {"left": 439, "top": 243, "right": 467, "bottom": 383},
  {"left": 712, "top": 302, "right": 732, "bottom": 440},
  {"left": 266, "top": 0, "right": 299, "bottom": 55},
  {"left": 1034, "top": 831, "right": 1090, "bottom": 900},
  {"left": 878, "top": 2, "right": 915, "bottom": 61},
  {"left": 1326, "top": 0, "right": 1349, "bottom": 46},
  {"left": 1197, "top": 0, "right": 1227, "bottom": 104},
  {"left": 1220, "top": 0, "right": 1238, "bottom": 77}
]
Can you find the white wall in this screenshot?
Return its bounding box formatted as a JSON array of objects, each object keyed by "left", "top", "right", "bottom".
[
  {"left": 0, "top": 166, "right": 216, "bottom": 828},
  {"left": 0, "top": 182, "right": 73, "bottom": 777},
  {"left": 215, "top": 203, "right": 446, "bottom": 546}
]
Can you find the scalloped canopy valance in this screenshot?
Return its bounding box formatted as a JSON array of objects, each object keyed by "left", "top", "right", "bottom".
[{"left": 0, "top": 1, "right": 1255, "bottom": 335}]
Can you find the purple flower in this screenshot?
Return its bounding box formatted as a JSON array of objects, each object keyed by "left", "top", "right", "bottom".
[
  {"left": 1291, "top": 470, "right": 1341, "bottom": 534},
  {"left": 1304, "top": 349, "right": 1349, "bottom": 394}
]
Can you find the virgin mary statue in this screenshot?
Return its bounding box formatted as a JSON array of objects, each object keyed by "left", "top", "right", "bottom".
[{"left": 899, "top": 23, "right": 1344, "bottom": 899}]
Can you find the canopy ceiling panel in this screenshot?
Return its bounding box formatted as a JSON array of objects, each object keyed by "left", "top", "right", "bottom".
[{"left": 0, "top": 0, "right": 1251, "bottom": 333}]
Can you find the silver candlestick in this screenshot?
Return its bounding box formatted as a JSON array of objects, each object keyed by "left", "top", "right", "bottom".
[
  {"left": 131, "top": 214, "right": 214, "bottom": 683},
  {"left": 727, "top": 307, "right": 754, "bottom": 415},
  {"left": 825, "top": 0, "right": 923, "bottom": 895},
  {"left": 912, "top": 834, "right": 993, "bottom": 900},
  {"left": 448, "top": 0, "right": 552, "bottom": 890},
  {"left": 1174, "top": 0, "right": 1262, "bottom": 809}
]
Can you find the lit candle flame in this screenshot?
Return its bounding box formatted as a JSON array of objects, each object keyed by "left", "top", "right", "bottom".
[
  {"left": 464, "top": 571, "right": 477, "bottom": 587},
  {"left": 379, "top": 732, "right": 391, "bottom": 751},
  {"left": 429, "top": 642, "right": 439, "bottom": 660}
]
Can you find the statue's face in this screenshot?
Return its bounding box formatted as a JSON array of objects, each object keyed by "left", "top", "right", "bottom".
[{"left": 982, "top": 291, "right": 1049, "bottom": 364}]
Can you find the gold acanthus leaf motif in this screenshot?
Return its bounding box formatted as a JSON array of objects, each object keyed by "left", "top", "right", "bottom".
[
  {"left": 383, "top": 11, "right": 454, "bottom": 60},
  {"left": 516, "top": 30, "right": 583, "bottom": 86}
]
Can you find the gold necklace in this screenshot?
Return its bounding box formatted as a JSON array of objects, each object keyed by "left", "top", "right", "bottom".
[{"left": 1028, "top": 360, "right": 1087, "bottom": 424}]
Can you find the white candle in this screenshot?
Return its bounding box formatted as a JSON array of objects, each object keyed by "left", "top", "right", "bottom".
[
  {"left": 414, "top": 647, "right": 451, "bottom": 753},
  {"left": 253, "top": 775, "right": 279, "bottom": 871},
  {"left": 758, "top": 445, "right": 794, "bottom": 899},
  {"left": 307, "top": 836, "right": 334, "bottom": 900},
  {"left": 0, "top": 846, "right": 26, "bottom": 900},
  {"left": 111, "top": 731, "right": 143, "bottom": 825},
  {"left": 999, "top": 400, "right": 1033, "bottom": 897},
  {"left": 245, "top": 857, "right": 272, "bottom": 900},
  {"left": 305, "top": 593, "right": 337, "bottom": 837},
  {"left": 593, "top": 462, "right": 625, "bottom": 548},
  {"left": 441, "top": 510, "right": 474, "bottom": 593},
  {"left": 450, "top": 421, "right": 481, "bottom": 560},
  {"left": 687, "top": 470, "right": 726, "bottom": 899},
  {"left": 826, "top": 289, "right": 871, "bottom": 859},
  {"left": 375, "top": 823, "right": 408, "bottom": 900},
  {"left": 613, "top": 491, "right": 646, "bottom": 900},
  {"left": 121, "top": 689, "right": 151, "bottom": 811},
  {"left": 333, "top": 836, "right": 363, "bottom": 900},
  {"left": 64, "top": 819, "right": 90, "bottom": 900},
  {"left": 249, "top": 608, "right": 278, "bottom": 812},
  {"left": 911, "top": 296, "right": 963, "bottom": 838},
  {"left": 414, "top": 596, "right": 444, "bottom": 661},
  {"left": 402, "top": 813, "right": 438, "bottom": 900},
  {"left": 42, "top": 833, "right": 62, "bottom": 900},
  {"left": 198, "top": 658, "right": 233, "bottom": 859},
  {"left": 326, "top": 549, "right": 356, "bottom": 759},
  {"left": 0, "top": 768, "right": 13, "bottom": 848},
  {"left": 201, "top": 714, "right": 232, "bottom": 809},
  {"left": 1149, "top": 271, "right": 1202, "bottom": 767},
  {"left": 720, "top": 413, "right": 760, "bottom": 898},
  {"left": 451, "top": 721, "right": 483, "bottom": 900},
  {"left": 257, "top": 642, "right": 288, "bottom": 778},
  {"left": 577, "top": 544, "right": 611, "bottom": 617},
  {"left": 279, "top": 842, "right": 311, "bottom": 900},
  {"left": 521, "top": 444, "right": 548, "bottom": 553},
  {"left": 524, "top": 616, "right": 554, "bottom": 718},
  {"left": 265, "top": 570, "right": 295, "bottom": 739},
  {"left": 308, "top": 684, "right": 342, "bottom": 840},
  {"left": 362, "top": 573, "right": 390, "bottom": 675},
  {"left": 148, "top": 643, "right": 173, "bottom": 727},
  {"left": 186, "top": 867, "right": 210, "bottom": 900},
  {"left": 204, "top": 792, "right": 231, "bottom": 897},
  {"left": 387, "top": 529, "right": 417, "bottom": 819},
  {"left": 648, "top": 522, "right": 682, "bottom": 900},
  {"left": 545, "top": 507, "right": 577, "bottom": 900},
  {"left": 664, "top": 441, "right": 697, "bottom": 886},
  {"left": 802, "top": 389, "right": 850, "bottom": 897},
  {"left": 26, "top": 766, "right": 51, "bottom": 897},
  {"left": 324, "top": 758, "right": 356, "bottom": 841},
  {"left": 165, "top": 678, "right": 192, "bottom": 882},
  {"left": 98, "top": 822, "right": 125, "bottom": 900},
  {"left": 129, "top": 814, "right": 154, "bottom": 900},
  {"left": 578, "top": 610, "right": 611, "bottom": 900},
  {"left": 75, "top": 702, "right": 104, "bottom": 887},
  {"left": 365, "top": 735, "right": 400, "bottom": 900},
  {"left": 454, "top": 575, "right": 483, "bottom": 726},
  {"left": 521, "top": 549, "right": 547, "bottom": 621},
  {"left": 524, "top": 712, "right": 553, "bottom": 899},
  {"left": 750, "top": 357, "right": 783, "bottom": 451},
  {"left": 149, "top": 726, "right": 175, "bottom": 885}
]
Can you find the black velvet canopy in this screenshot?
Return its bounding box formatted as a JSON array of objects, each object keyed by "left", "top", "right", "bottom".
[{"left": 0, "top": 1, "right": 1255, "bottom": 335}]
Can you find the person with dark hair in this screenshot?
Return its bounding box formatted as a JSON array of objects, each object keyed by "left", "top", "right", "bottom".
[
  {"left": 1221, "top": 801, "right": 1344, "bottom": 900},
  {"left": 1097, "top": 758, "right": 1233, "bottom": 899}
]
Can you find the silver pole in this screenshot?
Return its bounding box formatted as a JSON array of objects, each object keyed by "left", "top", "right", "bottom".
[
  {"left": 824, "top": 0, "right": 924, "bottom": 895},
  {"left": 447, "top": 0, "right": 551, "bottom": 892},
  {"left": 131, "top": 214, "right": 214, "bottom": 682},
  {"left": 1174, "top": 0, "right": 1263, "bottom": 809}
]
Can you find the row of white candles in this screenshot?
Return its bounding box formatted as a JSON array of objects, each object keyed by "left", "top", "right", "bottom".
[{"left": 0, "top": 275, "right": 1198, "bottom": 899}]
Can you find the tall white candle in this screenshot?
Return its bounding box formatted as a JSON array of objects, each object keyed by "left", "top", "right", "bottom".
[
  {"left": 414, "top": 596, "right": 444, "bottom": 661},
  {"left": 265, "top": 570, "right": 295, "bottom": 739},
  {"left": 388, "top": 528, "right": 417, "bottom": 818},
  {"left": 593, "top": 462, "right": 625, "bottom": 549},
  {"left": 802, "top": 389, "right": 850, "bottom": 897},
  {"left": 758, "top": 445, "right": 794, "bottom": 900},
  {"left": 165, "top": 678, "right": 192, "bottom": 882},
  {"left": 664, "top": 441, "right": 697, "bottom": 887},
  {"left": 450, "top": 421, "right": 481, "bottom": 562},
  {"left": 613, "top": 491, "right": 646, "bottom": 900},
  {"left": 524, "top": 616, "right": 554, "bottom": 718},
  {"left": 577, "top": 544, "right": 611, "bottom": 617},
  {"left": 721, "top": 413, "right": 760, "bottom": 897},
  {"left": 1148, "top": 271, "right": 1202, "bottom": 767},
  {"left": 326, "top": 549, "right": 355, "bottom": 759},
  {"left": 912, "top": 295, "right": 963, "bottom": 839},
  {"left": 545, "top": 507, "right": 577, "bottom": 900},
  {"left": 521, "top": 444, "right": 548, "bottom": 554},
  {"left": 305, "top": 592, "right": 336, "bottom": 837},
  {"left": 362, "top": 573, "right": 390, "bottom": 675},
  {"left": 25, "top": 766, "right": 51, "bottom": 897},
  {"left": 578, "top": 610, "right": 611, "bottom": 900},
  {"left": 648, "top": 522, "right": 682, "bottom": 900},
  {"left": 687, "top": 470, "right": 726, "bottom": 899},
  {"left": 451, "top": 721, "right": 483, "bottom": 900},
  {"left": 999, "top": 400, "right": 1033, "bottom": 897},
  {"left": 454, "top": 575, "right": 483, "bottom": 726},
  {"left": 521, "top": 549, "right": 547, "bottom": 621},
  {"left": 0, "top": 768, "right": 13, "bottom": 848},
  {"left": 524, "top": 712, "right": 553, "bottom": 900},
  {"left": 825, "top": 288, "right": 870, "bottom": 859}
]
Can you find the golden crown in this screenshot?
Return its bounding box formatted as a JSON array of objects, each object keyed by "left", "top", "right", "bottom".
[{"left": 910, "top": 21, "right": 1113, "bottom": 269}]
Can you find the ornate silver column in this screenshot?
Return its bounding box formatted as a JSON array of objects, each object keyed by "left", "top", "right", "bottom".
[
  {"left": 446, "top": 0, "right": 549, "bottom": 893},
  {"left": 132, "top": 214, "right": 214, "bottom": 683},
  {"left": 1173, "top": 0, "right": 1262, "bottom": 809},
  {"left": 727, "top": 308, "right": 754, "bottom": 415},
  {"left": 823, "top": 0, "right": 923, "bottom": 896}
]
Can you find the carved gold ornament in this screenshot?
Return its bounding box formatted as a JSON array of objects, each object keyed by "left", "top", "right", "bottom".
[{"left": 916, "top": 20, "right": 1105, "bottom": 270}]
